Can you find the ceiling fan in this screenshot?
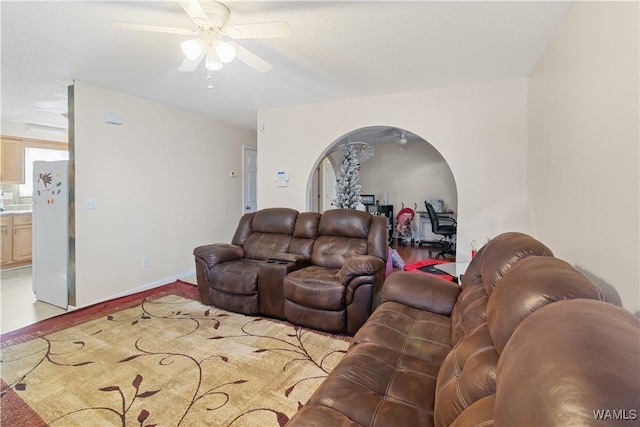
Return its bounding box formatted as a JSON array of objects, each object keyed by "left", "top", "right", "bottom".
[
  {"left": 111, "top": 0, "right": 292, "bottom": 73},
  {"left": 374, "top": 128, "right": 410, "bottom": 145}
]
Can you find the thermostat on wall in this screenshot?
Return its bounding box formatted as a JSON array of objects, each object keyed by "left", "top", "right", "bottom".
[{"left": 276, "top": 171, "right": 289, "bottom": 187}]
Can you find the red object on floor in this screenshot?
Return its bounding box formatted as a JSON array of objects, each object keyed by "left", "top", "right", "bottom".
[{"left": 403, "top": 259, "right": 454, "bottom": 281}]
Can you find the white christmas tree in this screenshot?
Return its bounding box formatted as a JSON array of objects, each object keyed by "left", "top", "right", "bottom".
[{"left": 334, "top": 141, "right": 362, "bottom": 209}]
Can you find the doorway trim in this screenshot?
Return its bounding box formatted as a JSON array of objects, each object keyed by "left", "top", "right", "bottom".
[{"left": 242, "top": 145, "right": 257, "bottom": 215}]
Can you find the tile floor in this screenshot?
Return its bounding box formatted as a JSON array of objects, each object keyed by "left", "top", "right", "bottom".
[{"left": 1, "top": 266, "right": 67, "bottom": 334}]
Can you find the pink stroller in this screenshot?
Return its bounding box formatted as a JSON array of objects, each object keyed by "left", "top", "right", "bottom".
[{"left": 395, "top": 204, "right": 416, "bottom": 246}]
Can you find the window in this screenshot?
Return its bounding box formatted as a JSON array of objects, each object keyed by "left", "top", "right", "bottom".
[{"left": 19, "top": 147, "right": 69, "bottom": 197}]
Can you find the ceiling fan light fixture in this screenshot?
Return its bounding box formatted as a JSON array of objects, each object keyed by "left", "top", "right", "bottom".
[
  {"left": 205, "top": 46, "right": 223, "bottom": 71},
  {"left": 181, "top": 38, "right": 206, "bottom": 60},
  {"left": 397, "top": 131, "right": 408, "bottom": 145},
  {"left": 214, "top": 39, "right": 236, "bottom": 63}
]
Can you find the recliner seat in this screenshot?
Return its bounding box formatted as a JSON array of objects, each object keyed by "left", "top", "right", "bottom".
[{"left": 283, "top": 209, "right": 388, "bottom": 335}]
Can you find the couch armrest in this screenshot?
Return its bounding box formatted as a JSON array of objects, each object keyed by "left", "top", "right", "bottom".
[
  {"left": 338, "top": 255, "right": 385, "bottom": 284},
  {"left": 193, "top": 243, "right": 244, "bottom": 268},
  {"left": 382, "top": 271, "right": 461, "bottom": 316},
  {"left": 268, "top": 252, "right": 311, "bottom": 266}
]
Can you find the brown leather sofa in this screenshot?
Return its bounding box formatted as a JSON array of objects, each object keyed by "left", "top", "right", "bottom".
[
  {"left": 286, "top": 232, "right": 640, "bottom": 426},
  {"left": 194, "top": 208, "right": 388, "bottom": 334}
]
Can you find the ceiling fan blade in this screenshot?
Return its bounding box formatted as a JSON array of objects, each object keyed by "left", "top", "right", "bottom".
[
  {"left": 178, "top": 51, "right": 206, "bottom": 72},
  {"left": 111, "top": 21, "right": 198, "bottom": 36},
  {"left": 228, "top": 42, "right": 273, "bottom": 73},
  {"left": 224, "top": 21, "right": 292, "bottom": 39},
  {"left": 179, "top": 0, "right": 213, "bottom": 27},
  {"left": 374, "top": 130, "right": 399, "bottom": 139}
]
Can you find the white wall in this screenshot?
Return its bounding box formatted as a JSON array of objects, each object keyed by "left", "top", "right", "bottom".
[
  {"left": 73, "top": 82, "right": 255, "bottom": 307},
  {"left": 1, "top": 120, "right": 68, "bottom": 143},
  {"left": 358, "top": 141, "right": 457, "bottom": 215},
  {"left": 257, "top": 79, "right": 529, "bottom": 261},
  {"left": 528, "top": 2, "right": 640, "bottom": 315}
]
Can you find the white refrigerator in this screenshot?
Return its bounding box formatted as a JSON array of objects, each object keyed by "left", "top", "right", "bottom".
[{"left": 32, "top": 160, "right": 69, "bottom": 309}]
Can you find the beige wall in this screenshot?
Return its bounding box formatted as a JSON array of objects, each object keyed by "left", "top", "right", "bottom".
[
  {"left": 528, "top": 2, "right": 639, "bottom": 314},
  {"left": 1, "top": 120, "right": 68, "bottom": 143},
  {"left": 73, "top": 83, "right": 255, "bottom": 307},
  {"left": 358, "top": 141, "right": 457, "bottom": 215},
  {"left": 257, "top": 78, "right": 529, "bottom": 261}
]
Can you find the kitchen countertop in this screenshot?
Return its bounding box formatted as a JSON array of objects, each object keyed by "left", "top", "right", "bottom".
[{"left": 0, "top": 209, "right": 33, "bottom": 216}]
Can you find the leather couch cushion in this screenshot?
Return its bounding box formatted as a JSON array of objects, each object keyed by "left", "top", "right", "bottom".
[
  {"left": 287, "top": 405, "right": 362, "bottom": 426},
  {"left": 450, "top": 395, "right": 495, "bottom": 427},
  {"left": 294, "top": 212, "right": 321, "bottom": 239},
  {"left": 251, "top": 207, "right": 298, "bottom": 234},
  {"left": 318, "top": 209, "right": 371, "bottom": 238},
  {"left": 494, "top": 300, "right": 640, "bottom": 426},
  {"left": 487, "top": 256, "right": 607, "bottom": 354},
  {"left": 211, "top": 259, "right": 260, "bottom": 295},
  {"left": 290, "top": 212, "right": 321, "bottom": 258},
  {"left": 479, "top": 232, "right": 553, "bottom": 296},
  {"left": 434, "top": 322, "right": 498, "bottom": 427},
  {"left": 284, "top": 300, "right": 345, "bottom": 333},
  {"left": 284, "top": 266, "right": 343, "bottom": 310},
  {"left": 311, "top": 236, "right": 368, "bottom": 269},
  {"left": 193, "top": 243, "right": 243, "bottom": 268},
  {"left": 449, "top": 282, "right": 488, "bottom": 345},
  {"left": 449, "top": 232, "right": 553, "bottom": 346},
  {"left": 243, "top": 232, "right": 293, "bottom": 261},
  {"left": 303, "top": 342, "right": 440, "bottom": 426},
  {"left": 351, "top": 301, "right": 452, "bottom": 363}
]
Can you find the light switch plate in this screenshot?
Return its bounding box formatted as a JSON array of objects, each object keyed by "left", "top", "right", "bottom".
[{"left": 84, "top": 198, "right": 97, "bottom": 209}]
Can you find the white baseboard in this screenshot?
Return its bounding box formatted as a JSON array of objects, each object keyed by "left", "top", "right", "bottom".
[{"left": 67, "top": 269, "right": 196, "bottom": 312}]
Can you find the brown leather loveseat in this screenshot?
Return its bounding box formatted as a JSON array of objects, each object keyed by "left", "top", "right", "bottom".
[
  {"left": 194, "top": 207, "right": 388, "bottom": 335},
  {"left": 286, "top": 232, "right": 640, "bottom": 426}
]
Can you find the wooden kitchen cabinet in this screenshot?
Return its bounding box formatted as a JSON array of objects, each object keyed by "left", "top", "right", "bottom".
[
  {"left": 12, "top": 214, "right": 32, "bottom": 262},
  {"left": 1, "top": 213, "right": 32, "bottom": 268},
  {"left": 0, "top": 217, "right": 12, "bottom": 265},
  {"left": 0, "top": 138, "right": 25, "bottom": 184}
]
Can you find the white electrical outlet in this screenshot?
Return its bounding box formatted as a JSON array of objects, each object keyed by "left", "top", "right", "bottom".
[{"left": 142, "top": 257, "right": 150, "bottom": 268}]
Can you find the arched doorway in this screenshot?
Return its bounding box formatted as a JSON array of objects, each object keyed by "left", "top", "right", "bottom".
[{"left": 309, "top": 125, "right": 458, "bottom": 247}]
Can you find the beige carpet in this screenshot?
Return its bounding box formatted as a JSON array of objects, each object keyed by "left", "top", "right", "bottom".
[{"left": 0, "top": 293, "right": 349, "bottom": 426}]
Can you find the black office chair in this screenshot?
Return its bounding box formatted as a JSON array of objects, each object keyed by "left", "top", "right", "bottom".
[{"left": 425, "top": 201, "right": 457, "bottom": 258}]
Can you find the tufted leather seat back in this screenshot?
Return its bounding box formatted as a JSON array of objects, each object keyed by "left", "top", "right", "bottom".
[
  {"left": 480, "top": 232, "right": 554, "bottom": 296},
  {"left": 450, "top": 232, "right": 554, "bottom": 345},
  {"left": 487, "top": 256, "right": 607, "bottom": 354},
  {"left": 311, "top": 209, "right": 387, "bottom": 269},
  {"left": 231, "top": 207, "right": 299, "bottom": 260},
  {"left": 435, "top": 255, "right": 610, "bottom": 427}
]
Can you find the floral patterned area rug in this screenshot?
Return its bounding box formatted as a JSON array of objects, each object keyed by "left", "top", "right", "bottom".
[{"left": 0, "top": 284, "right": 350, "bottom": 426}]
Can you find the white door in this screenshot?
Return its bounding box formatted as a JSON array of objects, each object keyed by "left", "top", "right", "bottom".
[
  {"left": 243, "top": 146, "right": 257, "bottom": 214},
  {"left": 33, "top": 160, "right": 69, "bottom": 308},
  {"left": 322, "top": 158, "right": 337, "bottom": 211}
]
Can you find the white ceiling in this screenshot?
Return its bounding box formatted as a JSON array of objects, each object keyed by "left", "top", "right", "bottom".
[{"left": 1, "top": 1, "right": 572, "bottom": 132}]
